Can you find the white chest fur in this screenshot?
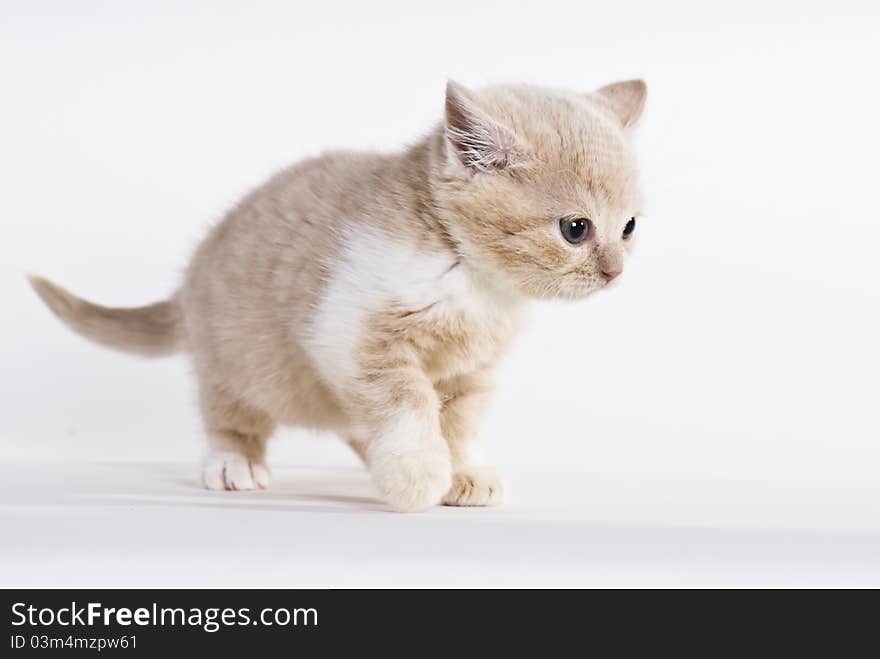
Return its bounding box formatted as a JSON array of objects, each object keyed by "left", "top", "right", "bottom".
[{"left": 304, "top": 228, "right": 522, "bottom": 389}]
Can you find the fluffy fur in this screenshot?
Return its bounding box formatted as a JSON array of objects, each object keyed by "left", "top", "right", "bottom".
[{"left": 30, "top": 79, "right": 647, "bottom": 511}]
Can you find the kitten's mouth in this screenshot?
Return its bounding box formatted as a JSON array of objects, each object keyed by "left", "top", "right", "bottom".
[
  {"left": 602, "top": 275, "right": 622, "bottom": 290},
  {"left": 580, "top": 272, "right": 625, "bottom": 297},
  {"left": 557, "top": 279, "right": 603, "bottom": 300},
  {"left": 557, "top": 269, "right": 608, "bottom": 299}
]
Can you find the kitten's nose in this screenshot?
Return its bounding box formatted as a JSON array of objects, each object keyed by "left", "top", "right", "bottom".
[
  {"left": 602, "top": 267, "right": 622, "bottom": 282},
  {"left": 598, "top": 245, "right": 624, "bottom": 282}
]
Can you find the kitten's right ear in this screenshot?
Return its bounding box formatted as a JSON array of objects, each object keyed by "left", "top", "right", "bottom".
[
  {"left": 594, "top": 79, "right": 647, "bottom": 128},
  {"left": 445, "top": 81, "right": 523, "bottom": 172}
]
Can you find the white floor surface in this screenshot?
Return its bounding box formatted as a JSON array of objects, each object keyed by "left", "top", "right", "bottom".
[{"left": 3, "top": 456, "right": 879, "bottom": 588}]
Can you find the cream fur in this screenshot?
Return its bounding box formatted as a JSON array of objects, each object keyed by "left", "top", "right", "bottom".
[{"left": 29, "top": 79, "right": 647, "bottom": 512}]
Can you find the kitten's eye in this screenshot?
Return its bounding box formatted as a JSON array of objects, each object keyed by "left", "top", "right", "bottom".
[
  {"left": 622, "top": 217, "right": 636, "bottom": 239},
  {"left": 560, "top": 217, "right": 591, "bottom": 244}
]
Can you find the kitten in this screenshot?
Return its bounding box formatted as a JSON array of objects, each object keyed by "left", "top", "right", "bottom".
[{"left": 30, "top": 79, "right": 647, "bottom": 512}]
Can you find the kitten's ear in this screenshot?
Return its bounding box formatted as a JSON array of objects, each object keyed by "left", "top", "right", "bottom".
[
  {"left": 594, "top": 79, "right": 647, "bottom": 128},
  {"left": 445, "top": 80, "right": 523, "bottom": 172}
]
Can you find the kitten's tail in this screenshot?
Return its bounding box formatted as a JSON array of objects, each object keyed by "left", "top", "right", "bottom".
[{"left": 28, "top": 276, "right": 183, "bottom": 358}]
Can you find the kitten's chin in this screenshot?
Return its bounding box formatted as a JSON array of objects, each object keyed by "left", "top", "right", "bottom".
[
  {"left": 517, "top": 285, "right": 598, "bottom": 302},
  {"left": 517, "top": 277, "right": 606, "bottom": 301},
  {"left": 557, "top": 286, "right": 603, "bottom": 301}
]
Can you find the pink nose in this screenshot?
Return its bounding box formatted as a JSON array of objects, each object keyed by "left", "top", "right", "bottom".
[{"left": 602, "top": 267, "right": 622, "bottom": 282}]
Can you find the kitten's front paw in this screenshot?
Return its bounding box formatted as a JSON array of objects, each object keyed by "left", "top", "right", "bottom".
[
  {"left": 370, "top": 449, "right": 452, "bottom": 512},
  {"left": 443, "top": 466, "right": 504, "bottom": 507},
  {"left": 202, "top": 451, "right": 270, "bottom": 491}
]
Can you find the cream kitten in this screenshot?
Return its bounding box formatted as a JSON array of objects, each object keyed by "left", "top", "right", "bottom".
[{"left": 30, "top": 79, "right": 647, "bottom": 511}]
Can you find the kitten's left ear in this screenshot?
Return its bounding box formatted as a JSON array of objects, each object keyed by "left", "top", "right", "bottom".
[
  {"left": 594, "top": 79, "right": 647, "bottom": 128},
  {"left": 445, "top": 80, "right": 525, "bottom": 172}
]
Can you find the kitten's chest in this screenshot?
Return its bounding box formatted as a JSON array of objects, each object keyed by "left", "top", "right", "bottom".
[{"left": 305, "top": 234, "right": 522, "bottom": 387}]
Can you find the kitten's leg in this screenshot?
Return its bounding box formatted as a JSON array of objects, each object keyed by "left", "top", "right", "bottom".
[
  {"left": 199, "top": 384, "right": 276, "bottom": 491},
  {"left": 352, "top": 347, "right": 452, "bottom": 512},
  {"left": 438, "top": 371, "right": 504, "bottom": 507}
]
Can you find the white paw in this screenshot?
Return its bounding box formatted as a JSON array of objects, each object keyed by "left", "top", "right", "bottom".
[
  {"left": 370, "top": 449, "right": 452, "bottom": 512},
  {"left": 443, "top": 466, "right": 504, "bottom": 507},
  {"left": 202, "top": 452, "right": 270, "bottom": 491}
]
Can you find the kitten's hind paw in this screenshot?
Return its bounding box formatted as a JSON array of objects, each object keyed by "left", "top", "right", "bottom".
[
  {"left": 443, "top": 466, "right": 504, "bottom": 507},
  {"left": 202, "top": 451, "right": 270, "bottom": 491}
]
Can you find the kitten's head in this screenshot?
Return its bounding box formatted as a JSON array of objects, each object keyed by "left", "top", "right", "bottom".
[{"left": 435, "top": 79, "right": 646, "bottom": 300}]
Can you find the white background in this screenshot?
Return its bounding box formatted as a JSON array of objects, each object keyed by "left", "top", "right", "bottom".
[{"left": 1, "top": 0, "right": 879, "bottom": 586}]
